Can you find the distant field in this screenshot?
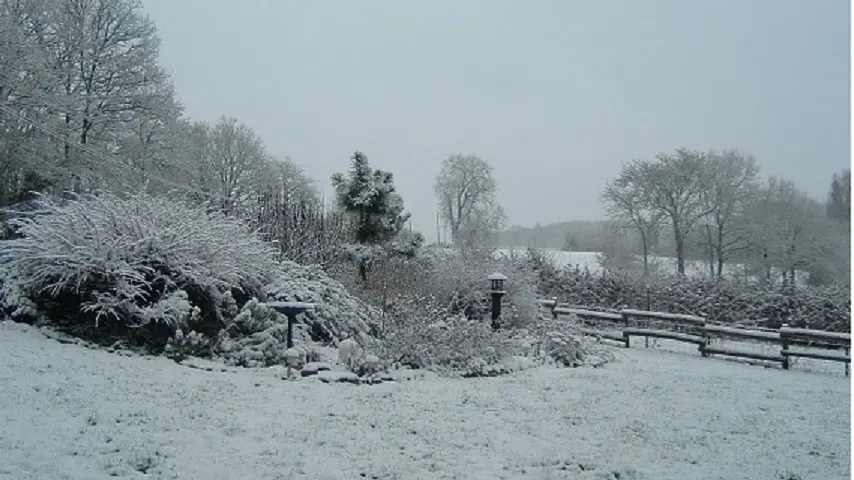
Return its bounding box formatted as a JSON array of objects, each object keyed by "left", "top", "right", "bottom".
[{"left": 495, "top": 247, "right": 799, "bottom": 283}]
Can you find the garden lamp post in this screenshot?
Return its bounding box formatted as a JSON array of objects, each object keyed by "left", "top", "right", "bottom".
[
  {"left": 487, "top": 272, "right": 507, "bottom": 330},
  {"left": 267, "top": 301, "right": 317, "bottom": 348}
]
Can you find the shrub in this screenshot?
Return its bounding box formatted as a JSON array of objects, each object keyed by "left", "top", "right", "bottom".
[
  {"left": 0, "top": 191, "right": 278, "bottom": 350},
  {"left": 375, "top": 294, "right": 515, "bottom": 374},
  {"left": 534, "top": 261, "right": 850, "bottom": 332},
  {"left": 206, "top": 261, "right": 383, "bottom": 368},
  {"left": 264, "top": 261, "right": 381, "bottom": 343},
  {"left": 412, "top": 249, "right": 540, "bottom": 328}
]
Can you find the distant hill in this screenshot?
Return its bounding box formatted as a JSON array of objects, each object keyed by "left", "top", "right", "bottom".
[{"left": 496, "top": 220, "right": 608, "bottom": 251}]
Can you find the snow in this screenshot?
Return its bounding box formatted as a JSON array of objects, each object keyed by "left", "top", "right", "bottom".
[
  {"left": 622, "top": 309, "right": 706, "bottom": 325},
  {"left": 703, "top": 324, "right": 781, "bottom": 341},
  {"left": 494, "top": 247, "right": 807, "bottom": 283},
  {"left": 554, "top": 307, "right": 623, "bottom": 321},
  {"left": 1, "top": 320, "right": 849, "bottom": 480},
  {"left": 266, "top": 301, "right": 317, "bottom": 310}
]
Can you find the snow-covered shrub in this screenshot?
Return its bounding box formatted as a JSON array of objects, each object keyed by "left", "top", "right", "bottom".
[
  {"left": 0, "top": 191, "right": 278, "bottom": 350},
  {"left": 529, "top": 313, "right": 616, "bottom": 368},
  {"left": 537, "top": 264, "right": 851, "bottom": 332},
  {"left": 164, "top": 324, "right": 211, "bottom": 362},
  {"left": 376, "top": 295, "right": 515, "bottom": 374},
  {"left": 212, "top": 261, "right": 381, "bottom": 367},
  {"left": 424, "top": 249, "right": 540, "bottom": 328},
  {"left": 264, "top": 261, "right": 380, "bottom": 344},
  {"left": 214, "top": 298, "right": 305, "bottom": 367},
  {"left": 0, "top": 269, "right": 38, "bottom": 322}
]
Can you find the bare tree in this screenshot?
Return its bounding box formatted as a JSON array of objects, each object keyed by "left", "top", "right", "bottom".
[
  {"left": 601, "top": 159, "right": 662, "bottom": 277},
  {"left": 739, "top": 177, "right": 838, "bottom": 287},
  {"left": 696, "top": 149, "right": 759, "bottom": 279},
  {"left": 0, "top": 0, "right": 179, "bottom": 197},
  {"left": 0, "top": 0, "right": 67, "bottom": 203},
  {"left": 645, "top": 149, "right": 713, "bottom": 275},
  {"left": 251, "top": 156, "right": 353, "bottom": 265},
  {"left": 46, "top": 0, "right": 177, "bottom": 189},
  {"left": 434, "top": 154, "right": 505, "bottom": 251},
  {"left": 204, "top": 116, "right": 269, "bottom": 214}
]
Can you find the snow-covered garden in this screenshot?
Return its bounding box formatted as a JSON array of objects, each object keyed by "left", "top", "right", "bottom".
[
  {"left": 1, "top": 319, "right": 849, "bottom": 480},
  {"left": 0, "top": 2, "right": 849, "bottom": 479},
  {"left": 0, "top": 191, "right": 849, "bottom": 480}
]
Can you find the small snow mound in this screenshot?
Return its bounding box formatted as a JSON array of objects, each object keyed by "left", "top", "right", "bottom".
[
  {"left": 314, "top": 370, "right": 361, "bottom": 384},
  {"left": 301, "top": 362, "right": 332, "bottom": 377}
]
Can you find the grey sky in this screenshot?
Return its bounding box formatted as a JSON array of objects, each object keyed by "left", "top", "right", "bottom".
[{"left": 142, "top": 0, "right": 850, "bottom": 239}]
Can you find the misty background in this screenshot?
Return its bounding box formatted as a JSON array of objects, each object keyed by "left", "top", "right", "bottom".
[{"left": 141, "top": 0, "right": 850, "bottom": 241}]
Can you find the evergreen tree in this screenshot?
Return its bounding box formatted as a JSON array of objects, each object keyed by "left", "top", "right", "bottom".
[
  {"left": 331, "top": 152, "right": 415, "bottom": 281},
  {"left": 331, "top": 151, "right": 409, "bottom": 243}
]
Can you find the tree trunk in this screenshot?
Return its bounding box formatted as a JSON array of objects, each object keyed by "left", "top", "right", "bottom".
[
  {"left": 673, "top": 222, "right": 686, "bottom": 275},
  {"left": 704, "top": 224, "right": 714, "bottom": 277},
  {"left": 715, "top": 228, "right": 725, "bottom": 280},
  {"left": 640, "top": 229, "right": 650, "bottom": 277}
]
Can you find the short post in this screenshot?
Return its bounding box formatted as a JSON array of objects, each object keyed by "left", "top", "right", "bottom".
[
  {"left": 780, "top": 323, "right": 790, "bottom": 371},
  {"left": 621, "top": 312, "right": 631, "bottom": 348},
  {"left": 550, "top": 296, "right": 558, "bottom": 321},
  {"left": 699, "top": 323, "right": 710, "bottom": 358},
  {"left": 267, "top": 301, "right": 317, "bottom": 348},
  {"left": 844, "top": 347, "right": 850, "bottom": 378},
  {"left": 487, "top": 272, "right": 507, "bottom": 331}
]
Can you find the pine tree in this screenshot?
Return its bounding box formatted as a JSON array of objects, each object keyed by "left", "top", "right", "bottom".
[
  {"left": 331, "top": 152, "right": 413, "bottom": 281},
  {"left": 331, "top": 151, "right": 409, "bottom": 243}
]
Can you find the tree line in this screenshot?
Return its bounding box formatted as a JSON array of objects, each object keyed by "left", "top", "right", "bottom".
[
  {"left": 3, "top": 1, "right": 845, "bottom": 290},
  {"left": 0, "top": 0, "right": 508, "bottom": 274},
  {"left": 601, "top": 148, "right": 849, "bottom": 286}
]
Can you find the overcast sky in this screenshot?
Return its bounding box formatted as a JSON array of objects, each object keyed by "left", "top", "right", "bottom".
[{"left": 142, "top": 0, "right": 849, "bottom": 239}]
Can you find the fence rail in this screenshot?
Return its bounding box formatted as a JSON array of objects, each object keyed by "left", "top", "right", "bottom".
[{"left": 538, "top": 298, "right": 851, "bottom": 376}]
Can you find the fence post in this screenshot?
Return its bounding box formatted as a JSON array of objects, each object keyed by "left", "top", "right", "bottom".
[
  {"left": 550, "top": 297, "right": 558, "bottom": 321},
  {"left": 845, "top": 347, "right": 849, "bottom": 378},
  {"left": 621, "top": 312, "right": 630, "bottom": 348},
  {"left": 699, "top": 322, "right": 710, "bottom": 358},
  {"left": 780, "top": 323, "right": 790, "bottom": 371}
]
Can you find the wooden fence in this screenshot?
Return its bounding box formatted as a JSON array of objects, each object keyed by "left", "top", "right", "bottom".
[{"left": 538, "top": 298, "right": 851, "bottom": 376}]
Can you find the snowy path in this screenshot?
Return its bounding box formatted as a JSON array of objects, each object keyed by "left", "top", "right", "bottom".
[{"left": 0, "top": 320, "right": 849, "bottom": 480}]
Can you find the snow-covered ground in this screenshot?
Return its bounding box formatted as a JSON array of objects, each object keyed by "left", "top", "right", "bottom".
[{"left": 1, "top": 320, "right": 849, "bottom": 480}]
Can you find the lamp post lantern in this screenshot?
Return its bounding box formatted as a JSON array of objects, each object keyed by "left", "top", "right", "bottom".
[
  {"left": 487, "top": 272, "right": 507, "bottom": 330},
  {"left": 267, "top": 301, "right": 317, "bottom": 348}
]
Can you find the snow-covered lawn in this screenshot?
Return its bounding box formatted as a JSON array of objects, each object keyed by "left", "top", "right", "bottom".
[{"left": 0, "top": 321, "right": 849, "bottom": 480}]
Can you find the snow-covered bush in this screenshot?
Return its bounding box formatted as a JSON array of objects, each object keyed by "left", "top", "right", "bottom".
[
  {"left": 164, "top": 325, "right": 211, "bottom": 362},
  {"left": 536, "top": 263, "right": 851, "bottom": 332},
  {"left": 543, "top": 331, "right": 584, "bottom": 367},
  {"left": 423, "top": 249, "right": 540, "bottom": 328},
  {"left": 0, "top": 191, "right": 278, "bottom": 350},
  {"left": 0, "top": 269, "right": 38, "bottom": 322},
  {"left": 529, "top": 313, "right": 617, "bottom": 368},
  {"left": 211, "top": 261, "right": 381, "bottom": 367},
  {"left": 214, "top": 298, "right": 296, "bottom": 367},
  {"left": 264, "top": 261, "right": 380, "bottom": 343},
  {"left": 376, "top": 295, "right": 515, "bottom": 374}
]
